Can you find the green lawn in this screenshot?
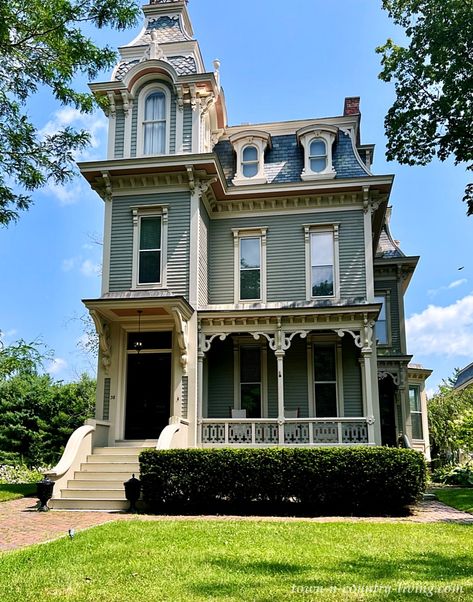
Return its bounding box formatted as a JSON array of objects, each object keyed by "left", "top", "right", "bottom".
[
  {"left": 435, "top": 488, "right": 473, "bottom": 514},
  {"left": 0, "top": 483, "right": 36, "bottom": 502},
  {"left": 0, "top": 521, "right": 472, "bottom": 601}
]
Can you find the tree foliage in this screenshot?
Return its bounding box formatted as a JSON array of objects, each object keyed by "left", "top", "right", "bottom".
[
  {"left": 0, "top": 0, "right": 140, "bottom": 225},
  {"left": 377, "top": 0, "right": 473, "bottom": 214},
  {"left": 428, "top": 373, "right": 473, "bottom": 465}
]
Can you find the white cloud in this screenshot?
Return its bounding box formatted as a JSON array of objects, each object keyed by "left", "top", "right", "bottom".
[
  {"left": 428, "top": 278, "right": 468, "bottom": 298},
  {"left": 46, "top": 182, "right": 85, "bottom": 206},
  {"left": 448, "top": 278, "right": 467, "bottom": 289},
  {"left": 80, "top": 259, "right": 101, "bottom": 278},
  {"left": 406, "top": 294, "right": 473, "bottom": 357},
  {"left": 46, "top": 358, "right": 68, "bottom": 376},
  {"left": 62, "top": 257, "right": 77, "bottom": 272}
]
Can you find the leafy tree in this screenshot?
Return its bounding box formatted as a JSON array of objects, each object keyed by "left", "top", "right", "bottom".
[
  {"left": 0, "top": 333, "right": 49, "bottom": 379},
  {"left": 377, "top": 0, "right": 473, "bottom": 214},
  {"left": 428, "top": 373, "right": 473, "bottom": 465},
  {"left": 0, "top": 0, "right": 140, "bottom": 226}
]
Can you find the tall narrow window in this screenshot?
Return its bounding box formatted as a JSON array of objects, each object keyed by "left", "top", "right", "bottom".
[
  {"left": 240, "top": 346, "right": 261, "bottom": 418},
  {"left": 409, "top": 385, "right": 423, "bottom": 439},
  {"left": 311, "top": 231, "right": 334, "bottom": 297},
  {"left": 309, "top": 138, "right": 327, "bottom": 173},
  {"left": 139, "top": 216, "right": 162, "bottom": 284},
  {"left": 314, "top": 344, "right": 337, "bottom": 417},
  {"left": 143, "top": 92, "right": 166, "bottom": 155},
  {"left": 374, "top": 295, "right": 388, "bottom": 344},
  {"left": 241, "top": 146, "right": 259, "bottom": 178},
  {"left": 240, "top": 237, "right": 261, "bottom": 300}
]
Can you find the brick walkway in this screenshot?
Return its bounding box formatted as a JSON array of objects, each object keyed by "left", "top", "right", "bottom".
[{"left": 1, "top": 497, "right": 472, "bottom": 553}]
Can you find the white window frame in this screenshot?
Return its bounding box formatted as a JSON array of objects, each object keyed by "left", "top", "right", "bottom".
[
  {"left": 304, "top": 223, "right": 340, "bottom": 301},
  {"left": 307, "top": 336, "right": 344, "bottom": 418},
  {"left": 297, "top": 124, "right": 338, "bottom": 181},
  {"left": 229, "top": 130, "right": 271, "bottom": 186},
  {"left": 408, "top": 384, "right": 424, "bottom": 441},
  {"left": 232, "top": 227, "right": 267, "bottom": 304},
  {"left": 131, "top": 205, "right": 168, "bottom": 289},
  {"left": 374, "top": 291, "right": 391, "bottom": 347},
  {"left": 233, "top": 337, "right": 268, "bottom": 418},
  {"left": 136, "top": 83, "right": 171, "bottom": 158}
]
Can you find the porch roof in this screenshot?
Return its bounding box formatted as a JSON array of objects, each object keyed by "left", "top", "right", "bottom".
[{"left": 83, "top": 293, "right": 194, "bottom": 322}]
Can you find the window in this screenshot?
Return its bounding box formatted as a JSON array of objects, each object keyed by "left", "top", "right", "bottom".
[
  {"left": 143, "top": 92, "right": 166, "bottom": 155},
  {"left": 233, "top": 228, "right": 267, "bottom": 303},
  {"left": 374, "top": 295, "right": 388, "bottom": 345},
  {"left": 240, "top": 346, "right": 262, "bottom": 418},
  {"left": 132, "top": 206, "right": 168, "bottom": 288},
  {"left": 309, "top": 138, "right": 327, "bottom": 173},
  {"left": 314, "top": 344, "right": 338, "bottom": 417},
  {"left": 409, "top": 385, "right": 423, "bottom": 440},
  {"left": 229, "top": 130, "right": 271, "bottom": 186},
  {"left": 297, "top": 124, "right": 337, "bottom": 181},
  {"left": 242, "top": 146, "right": 259, "bottom": 178},
  {"left": 304, "top": 225, "right": 339, "bottom": 300}
]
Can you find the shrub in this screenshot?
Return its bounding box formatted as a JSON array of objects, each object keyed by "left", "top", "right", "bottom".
[
  {"left": 432, "top": 462, "right": 473, "bottom": 487},
  {"left": 0, "top": 464, "right": 44, "bottom": 484},
  {"left": 140, "top": 447, "right": 426, "bottom": 516}
]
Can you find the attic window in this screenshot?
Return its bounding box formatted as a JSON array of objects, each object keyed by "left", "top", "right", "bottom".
[
  {"left": 297, "top": 124, "right": 338, "bottom": 181},
  {"left": 229, "top": 130, "right": 271, "bottom": 186}
]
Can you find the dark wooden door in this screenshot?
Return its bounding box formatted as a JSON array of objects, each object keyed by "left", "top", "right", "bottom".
[{"left": 125, "top": 353, "right": 171, "bottom": 439}]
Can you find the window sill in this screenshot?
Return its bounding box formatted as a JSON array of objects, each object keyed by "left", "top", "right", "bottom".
[
  {"left": 232, "top": 176, "right": 268, "bottom": 186},
  {"left": 301, "top": 170, "right": 336, "bottom": 182}
]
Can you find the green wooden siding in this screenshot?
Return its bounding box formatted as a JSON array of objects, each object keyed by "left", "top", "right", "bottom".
[
  {"left": 183, "top": 105, "right": 192, "bottom": 153},
  {"left": 109, "top": 192, "right": 190, "bottom": 295},
  {"left": 130, "top": 81, "right": 177, "bottom": 158},
  {"left": 342, "top": 338, "right": 363, "bottom": 416},
  {"left": 209, "top": 210, "right": 366, "bottom": 304},
  {"left": 114, "top": 110, "right": 125, "bottom": 158},
  {"left": 284, "top": 337, "right": 309, "bottom": 417},
  {"left": 375, "top": 278, "right": 401, "bottom": 354},
  {"left": 206, "top": 337, "right": 234, "bottom": 418},
  {"left": 198, "top": 202, "right": 209, "bottom": 306}
]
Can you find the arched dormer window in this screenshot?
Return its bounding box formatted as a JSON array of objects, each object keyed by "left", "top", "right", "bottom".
[
  {"left": 229, "top": 130, "right": 271, "bottom": 186},
  {"left": 309, "top": 138, "right": 327, "bottom": 173},
  {"left": 242, "top": 145, "right": 259, "bottom": 178},
  {"left": 297, "top": 124, "right": 338, "bottom": 181},
  {"left": 136, "top": 83, "right": 171, "bottom": 157},
  {"left": 143, "top": 91, "right": 166, "bottom": 155}
]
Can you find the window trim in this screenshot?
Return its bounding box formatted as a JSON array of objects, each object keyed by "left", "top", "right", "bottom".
[
  {"left": 297, "top": 124, "right": 337, "bottom": 181},
  {"left": 131, "top": 205, "right": 168, "bottom": 289},
  {"left": 229, "top": 130, "right": 271, "bottom": 186},
  {"left": 307, "top": 337, "right": 344, "bottom": 418},
  {"left": 374, "top": 291, "right": 391, "bottom": 347},
  {"left": 408, "top": 384, "right": 424, "bottom": 441},
  {"left": 304, "top": 223, "right": 340, "bottom": 301},
  {"left": 233, "top": 227, "right": 267, "bottom": 304},
  {"left": 309, "top": 138, "right": 328, "bottom": 173},
  {"left": 136, "top": 83, "right": 171, "bottom": 158}
]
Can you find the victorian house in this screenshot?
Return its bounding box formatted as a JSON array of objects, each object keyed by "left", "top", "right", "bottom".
[{"left": 48, "top": 0, "right": 431, "bottom": 510}]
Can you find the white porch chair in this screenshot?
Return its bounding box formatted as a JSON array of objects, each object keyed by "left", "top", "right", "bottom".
[
  {"left": 284, "top": 408, "right": 300, "bottom": 418},
  {"left": 231, "top": 409, "right": 247, "bottom": 418}
]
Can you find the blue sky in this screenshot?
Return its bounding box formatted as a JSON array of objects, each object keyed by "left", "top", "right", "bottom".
[{"left": 0, "top": 0, "right": 472, "bottom": 394}]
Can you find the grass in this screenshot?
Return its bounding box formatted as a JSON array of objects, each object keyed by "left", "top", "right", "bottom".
[
  {"left": 0, "top": 483, "right": 36, "bottom": 502},
  {"left": 0, "top": 521, "right": 472, "bottom": 601},
  {"left": 435, "top": 488, "right": 473, "bottom": 514}
]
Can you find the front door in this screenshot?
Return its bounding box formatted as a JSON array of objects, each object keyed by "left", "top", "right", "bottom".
[{"left": 125, "top": 353, "right": 171, "bottom": 439}]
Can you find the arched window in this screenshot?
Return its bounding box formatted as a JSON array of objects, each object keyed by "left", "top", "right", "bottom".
[
  {"left": 241, "top": 145, "right": 259, "bottom": 178},
  {"left": 309, "top": 138, "right": 327, "bottom": 173},
  {"left": 143, "top": 91, "right": 166, "bottom": 155}
]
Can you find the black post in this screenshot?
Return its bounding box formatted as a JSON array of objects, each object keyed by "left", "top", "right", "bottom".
[
  {"left": 124, "top": 474, "right": 141, "bottom": 513},
  {"left": 37, "top": 477, "right": 55, "bottom": 512}
]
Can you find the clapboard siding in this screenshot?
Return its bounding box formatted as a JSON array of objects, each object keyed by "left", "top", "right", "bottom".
[
  {"left": 183, "top": 105, "right": 193, "bottom": 152},
  {"left": 207, "top": 338, "right": 234, "bottom": 418},
  {"left": 130, "top": 81, "right": 177, "bottom": 158},
  {"left": 209, "top": 210, "right": 366, "bottom": 304},
  {"left": 375, "top": 278, "right": 401, "bottom": 353},
  {"left": 342, "top": 338, "right": 363, "bottom": 416},
  {"left": 284, "top": 337, "right": 309, "bottom": 417},
  {"left": 114, "top": 110, "right": 125, "bottom": 158},
  {"left": 109, "top": 192, "right": 190, "bottom": 295},
  {"left": 198, "top": 203, "right": 209, "bottom": 306}
]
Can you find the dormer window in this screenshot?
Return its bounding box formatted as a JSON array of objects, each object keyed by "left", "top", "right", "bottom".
[
  {"left": 241, "top": 145, "right": 259, "bottom": 178},
  {"left": 136, "top": 83, "right": 171, "bottom": 157},
  {"left": 229, "top": 130, "right": 271, "bottom": 186},
  {"left": 297, "top": 124, "right": 338, "bottom": 181},
  {"left": 309, "top": 139, "right": 327, "bottom": 173}
]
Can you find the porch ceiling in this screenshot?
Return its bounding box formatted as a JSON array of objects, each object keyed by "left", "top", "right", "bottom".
[{"left": 83, "top": 294, "right": 194, "bottom": 322}]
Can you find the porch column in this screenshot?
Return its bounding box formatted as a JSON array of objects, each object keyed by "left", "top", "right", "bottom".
[
  {"left": 196, "top": 326, "right": 205, "bottom": 446},
  {"left": 360, "top": 317, "right": 382, "bottom": 445},
  {"left": 362, "top": 350, "right": 376, "bottom": 444},
  {"left": 276, "top": 349, "right": 285, "bottom": 445}
]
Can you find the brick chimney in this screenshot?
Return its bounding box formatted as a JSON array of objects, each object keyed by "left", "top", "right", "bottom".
[{"left": 343, "top": 97, "right": 360, "bottom": 116}]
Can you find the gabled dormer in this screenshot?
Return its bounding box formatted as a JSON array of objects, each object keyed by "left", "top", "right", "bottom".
[{"left": 90, "top": 0, "right": 227, "bottom": 160}]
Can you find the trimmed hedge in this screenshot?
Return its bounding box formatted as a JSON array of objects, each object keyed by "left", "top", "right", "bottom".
[{"left": 140, "top": 447, "right": 426, "bottom": 516}]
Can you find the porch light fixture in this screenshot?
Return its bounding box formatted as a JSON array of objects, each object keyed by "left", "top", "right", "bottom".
[{"left": 133, "top": 310, "right": 143, "bottom": 353}]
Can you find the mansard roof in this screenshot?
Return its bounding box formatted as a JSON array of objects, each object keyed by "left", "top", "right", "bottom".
[
  {"left": 455, "top": 362, "right": 473, "bottom": 390},
  {"left": 375, "top": 208, "right": 405, "bottom": 259}
]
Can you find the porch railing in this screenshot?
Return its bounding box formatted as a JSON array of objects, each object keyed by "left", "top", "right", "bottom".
[{"left": 200, "top": 418, "right": 370, "bottom": 446}]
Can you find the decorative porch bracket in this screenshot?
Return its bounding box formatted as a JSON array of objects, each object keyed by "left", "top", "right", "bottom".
[
  {"left": 334, "top": 314, "right": 376, "bottom": 353},
  {"left": 172, "top": 308, "right": 189, "bottom": 375},
  {"left": 89, "top": 310, "right": 112, "bottom": 374}
]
